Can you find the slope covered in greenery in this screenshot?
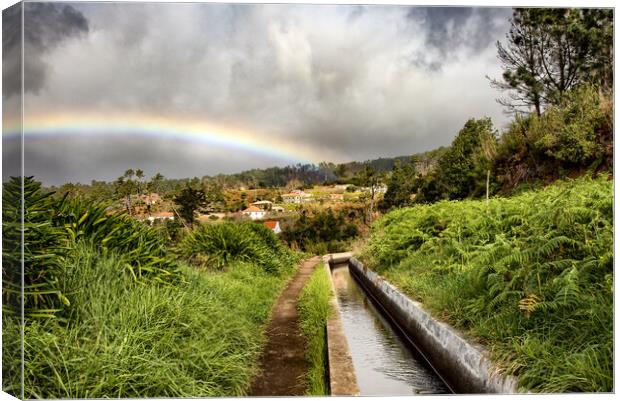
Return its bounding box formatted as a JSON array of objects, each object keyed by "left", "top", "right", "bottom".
[
  {"left": 2, "top": 177, "right": 298, "bottom": 397},
  {"left": 360, "top": 175, "right": 613, "bottom": 392},
  {"left": 5, "top": 246, "right": 294, "bottom": 398}
]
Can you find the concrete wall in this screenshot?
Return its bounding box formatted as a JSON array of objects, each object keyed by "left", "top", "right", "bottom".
[{"left": 348, "top": 257, "right": 520, "bottom": 394}]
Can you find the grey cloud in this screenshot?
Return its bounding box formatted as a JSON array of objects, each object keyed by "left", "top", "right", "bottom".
[
  {"left": 19, "top": 3, "right": 511, "bottom": 184},
  {"left": 2, "top": 3, "right": 22, "bottom": 98},
  {"left": 23, "top": 135, "right": 288, "bottom": 185},
  {"left": 2, "top": 2, "right": 89, "bottom": 98},
  {"left": 24, "top": 3, "right": 88, "bottom": 49},
  {"left": 2, "top": 138, "right": 21, "bottom": 181},
  {"left": 405, "top": 7, "right": 511, "bottom": 69}
]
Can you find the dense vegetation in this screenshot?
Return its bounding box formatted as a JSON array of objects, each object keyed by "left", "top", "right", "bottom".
[
  {"left": 360, "top": 175, "right": 613, "bottom": 392},
  {"left": 494, "top": 86, "right": 612, "bottom": 189},
  {"left": 2, "top": 177, "right": 182, "bottom": 321},
  {"left": 379, "top": 85, "right": 612, "bottom": 210},
  {"left": 45, "top": 151, "right": 443, "bottom": 208},
  {"left": 2, "top": 177, "right": 298, "bottom": 397},
  {"left": 298, "top": 263, "right": 332, "bottom": 395},
  {"left": 281, "top": 207, "right": 361, "bottom": 254}
]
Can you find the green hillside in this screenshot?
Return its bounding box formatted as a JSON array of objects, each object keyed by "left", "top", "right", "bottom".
[{"left": 359, "top": 175, "right": 613, "bottom": 392}]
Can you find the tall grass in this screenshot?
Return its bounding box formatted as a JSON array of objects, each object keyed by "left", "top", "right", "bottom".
[
  {"left": 360, "top": 175, "right": 613, "bottom": 392},
  {"left": 3, "top": 177, "right": 68, "bottom": 319},
  {"left": 2, "top": 177, "right": 182, "bottom": 320},
  {"left": 297, "top": 263, "right": 332, "bottom": 395},
  {"left": 14, "top": 245, "right": 293, "bottom": 398},
  {"left": 3, "top": 177, "right": 302, "bottom": 397},
  {"left": 55, "top": 196, "right": 182, "bottom": 283}
]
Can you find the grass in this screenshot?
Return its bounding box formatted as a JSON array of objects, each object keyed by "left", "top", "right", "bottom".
[
  {"left": 359, "top": 174, "right": 613, "bottom": 392},
  {"left": 8, "top": 244, "right": 295, "bottom": 398},
  {"left": 2, "top": 178, "right": 305, "bottom": 396},
  {"left": 297, "top": 262, "right": 332, "bottom": 395}
]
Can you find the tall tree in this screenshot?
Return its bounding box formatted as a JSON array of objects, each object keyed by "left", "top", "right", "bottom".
[
  {"left": 335, "top": 164, "right": 348, "bottom": 180},
  {"left": 490, "top": 9, "right": 545, "bottom": 116},
  {"left": 380, "top": 158, "right": 417, "bottom": 211},
  {"left": 114, "top": 169, "right": 137, "bottom": 215},
  {"left": 147, "top": 172, "right": 165, "bottom": 194},
  {"left": 429, "top": 118, "right": 498, "bottom": 201},
  {"left": 355, "top": 164, "right": 383, "bottom": 223},
  {"left": 135, "top": 169, "right": 145, "bottom": 196},
  {"left": 173, "top": 185, "right": 206, "bottom": 226},
  {"left": 202, "top": 179, "right": 226, "bottom": 213},
  {"left": 581, "top": 8, "right": 613, "bottom": 91},
  {"left": 490, "top": 8, "right": 613, "bottom": 115}
]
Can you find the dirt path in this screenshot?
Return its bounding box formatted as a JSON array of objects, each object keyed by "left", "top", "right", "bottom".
[{"left": 249, "top": 256, "right": 322, "bottom": 396}]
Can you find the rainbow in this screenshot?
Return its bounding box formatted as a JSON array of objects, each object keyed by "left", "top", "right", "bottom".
[{"left": 3, "top": 112, "right": 332, "bottom": 164}]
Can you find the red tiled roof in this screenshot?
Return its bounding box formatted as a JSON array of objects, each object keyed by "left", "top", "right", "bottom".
[{"left": 263, "top": 220, "right": 279, "bottom": 229}]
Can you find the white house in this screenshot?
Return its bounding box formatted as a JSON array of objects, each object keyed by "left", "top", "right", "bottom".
[{"left": 242, "top": 205, "right": 267, "bottom": 220}]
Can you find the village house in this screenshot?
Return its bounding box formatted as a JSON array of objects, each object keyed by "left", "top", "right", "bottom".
[
  {"left": 360, "top": 184, "right": 388, "bottom": 194},
  {"left": 135, "top": 193, "right": 162, "bottom": 205},
  {"left": 263, "top": 220, "right": 282, "bottom": 234},
  {"left": 281, "top": 190, "right": 312, "bottom": 204},
  {"left": 147, "top": 211, "right": 174, "bottom": 223},
  {"left": 242, "top": 205, "right": 267, "bottom": 220},
  {"left": 250, "top": 200, "right": 273, "bottom": 211}
]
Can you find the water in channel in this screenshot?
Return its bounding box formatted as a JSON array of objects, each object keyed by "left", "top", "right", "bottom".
[{"left": 331, "top": 264, "right": 449, "bottom": 395}]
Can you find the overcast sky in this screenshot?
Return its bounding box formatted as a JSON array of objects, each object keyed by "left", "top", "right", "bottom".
[{"left": 3, "top": 2, "right": 513, "bottom": 185}]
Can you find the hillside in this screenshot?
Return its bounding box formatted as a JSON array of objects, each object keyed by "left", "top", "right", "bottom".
[{"left": 359, "top": 175, "right": 613, "bottom": 392}]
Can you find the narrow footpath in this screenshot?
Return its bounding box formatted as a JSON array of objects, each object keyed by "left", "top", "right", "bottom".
[{"left": 249, "top": 256, "right": 322, "bottom": 396}]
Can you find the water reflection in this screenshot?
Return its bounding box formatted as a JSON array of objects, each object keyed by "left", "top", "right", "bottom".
[{"left": 331, "top": 264, "right": 448, "bottom": 395}]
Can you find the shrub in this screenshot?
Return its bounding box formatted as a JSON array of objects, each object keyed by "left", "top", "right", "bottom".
[
  {"left": 417, "top": 118, "right": 497, "bottom": 202},
  {"left": 180, "top": 222, "right": 296, "bottom": 274},
  {"left": 536, "top": 85, "right": 609, "bottom": 164},
  {"left": 495, "top": 85, "right": 612, "bottom": 189}
]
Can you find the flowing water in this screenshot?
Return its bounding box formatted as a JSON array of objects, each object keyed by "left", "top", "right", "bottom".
[{"left": 331, "top": 264, "right": 450, "bottom": 395}]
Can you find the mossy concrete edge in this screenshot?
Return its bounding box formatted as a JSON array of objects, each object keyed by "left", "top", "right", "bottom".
[{"left": 348, "top": 256, "right": 520, "bottom": 394}]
